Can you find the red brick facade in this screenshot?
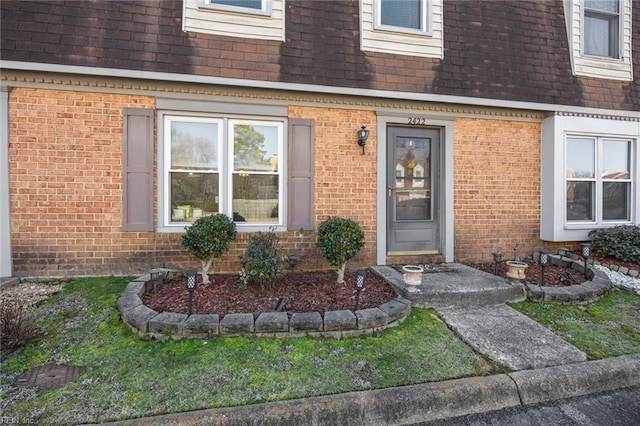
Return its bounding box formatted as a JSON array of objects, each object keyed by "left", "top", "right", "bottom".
[{"left": 8, "top": 87, "right": 552, "bottom": 277}]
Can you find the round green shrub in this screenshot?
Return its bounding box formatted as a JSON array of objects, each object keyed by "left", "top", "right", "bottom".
[
  {"left": 181, "top": 214, "right": 237, "bottom": 283},
  {"left": 316, "top": 217, "right": 365, "bottom": 283},
  {"left": 588, "top": 225, "right": 640, "bottom": 264}
]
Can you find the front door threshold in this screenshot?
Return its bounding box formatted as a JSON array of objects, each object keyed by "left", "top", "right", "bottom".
[{"left": 387, "top": 250, "right": 440, "bottom": 256}]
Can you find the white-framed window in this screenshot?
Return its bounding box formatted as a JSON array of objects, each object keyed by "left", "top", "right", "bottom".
[
  {"left": 161, "top": 114, "right": 284, "bottom": 230},
  {"left": 360, "top": 0, "right": 443, "bottom": 59},
  {"left": 563, "top": 0, "right": 632, "bottom": 81},
  {"left": 375, "top": 0, "right": 432, "bottom": 35},
  {"left": 583, "top": 0, "right": 620, "bottom": 58},
  {"left": 565, "top": 136, "right": 632, "bottom": 223},
  {"left": 541, "top": 114, "right": 639, "bottom": 242},
  {"left": 183, "top": 0, "right": 285, "bottom": 41},
  {"left": 202, "top": 0, "right": 272, "bottom": 16}
]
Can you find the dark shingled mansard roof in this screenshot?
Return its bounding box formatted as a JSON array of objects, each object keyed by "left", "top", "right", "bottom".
[{"left": 1, "top": 0, "right": 638, "bottom": 110}]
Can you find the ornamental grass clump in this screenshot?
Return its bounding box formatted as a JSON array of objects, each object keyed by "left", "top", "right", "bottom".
[
  {"left": 181, "top": 213, "right": 237, "bottom": 284},
  {"left": 589, "top": 225, "right": 640, "bottom": 264},
  {"left": 316, "top": 217, "right": 365, "bottom": 284},
  {"left": 0, "top": 300, "right": 38, "bottom": 352}
]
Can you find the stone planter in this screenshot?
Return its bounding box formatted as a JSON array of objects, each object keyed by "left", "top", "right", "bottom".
[
  {"left": 402, "top": 265, "right": 424, "bottom": 286},
  {"left": 506, "top": 261, "right": 528, "bottom": 282}
]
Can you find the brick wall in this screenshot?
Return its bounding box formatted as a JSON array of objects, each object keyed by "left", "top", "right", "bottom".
[
  {"left": 453, "top": 117, "right": 542, "bottom": 263},
  {"left": 288, "top": 106, "right": 378, "bottom": 271},
  {"left": 8, "top": 90, "right": 380, "bottom": 277},
  {"left": 9, "top": 87, "right": 546, "bottom": 277}
]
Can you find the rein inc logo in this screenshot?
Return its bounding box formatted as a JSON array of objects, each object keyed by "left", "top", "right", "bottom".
[{"left": 0, "top": 417, "right": 34, "bottom": 424}]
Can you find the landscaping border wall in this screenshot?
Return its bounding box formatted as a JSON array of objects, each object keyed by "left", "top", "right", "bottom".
[{"left": 118, "top": 272, "right": 412, "bottom": 339}]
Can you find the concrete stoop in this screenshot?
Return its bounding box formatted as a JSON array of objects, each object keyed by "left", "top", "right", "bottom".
[
  {"left": 436, "top": 304, "right": 588, "bottom": 371},
  {"left": 371, "top": 263, "right": 527, "bottom": 308}
]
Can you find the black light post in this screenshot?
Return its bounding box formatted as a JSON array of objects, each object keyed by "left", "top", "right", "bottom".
[
  {"left": 492, "top": 252, "right": 503, "bottom": 275},
  {"left": 149, "top": 268, "right": 164, "bottom": 294},
  {"left": 185, "top": 268, "right": 197, "bottom": 315},
  {"left": 239, "top": 255, "right": 248, "bottom": 289},
  {"left": 355, "top": 269, "right": 366, "bottom": 310},
  {"left": 539, "top": 249, "right": 550, "bottom": 286},
  {"left": 581, "top": 243, "right": 591, "bottom": 276},
  {"left": 287, "top": 255, "right": 298, "bottom": 276}
]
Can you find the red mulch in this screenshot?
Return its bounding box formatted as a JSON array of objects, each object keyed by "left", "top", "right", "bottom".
[
  {"left": 468, "top": 261, "right": 588, "bottom": 287},
  {"left": 143, "top": 271, "right": 397, "bottom": 319}
]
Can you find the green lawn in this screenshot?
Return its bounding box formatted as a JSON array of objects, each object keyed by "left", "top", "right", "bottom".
[
  {"left": 510, "top": 287, "right": 640, "bottom": 359},
  {"left": 1, "top": 277, "right": 496, "bottom": 424}
]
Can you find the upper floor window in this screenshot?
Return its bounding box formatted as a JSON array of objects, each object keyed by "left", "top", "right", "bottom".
[
  {"left": 361, "top": 0, "right": 443, "bottom": 59},
  {"left": 183, "top": 0, "right": 284, "bottom": 41},
  {"left": 583, "top": 0, "right": 620, "bottom": 58},
  {"left": 563, "top": 0, "right": 632, "bottom": 81},
  {"left": 205, "top": 0, "right": 271, "bottom": 16},
  {"left": 377, "top": 0, "right": 431, "bottom": 34}
]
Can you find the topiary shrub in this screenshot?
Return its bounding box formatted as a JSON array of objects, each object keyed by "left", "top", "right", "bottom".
[
  {"left": 588, "top": 225, "right": 640, "bottom": 264},
  {"left": 181, "top": 214, "right": 237, "bottom": 284},
  {"left": 316, "top": 217, "right": 365, "bottom": 284},
  {"left": 243, "top": 229, "right": 280, "bottom": 290}
]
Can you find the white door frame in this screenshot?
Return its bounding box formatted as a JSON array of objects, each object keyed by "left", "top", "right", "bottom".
[
  {"left": 1, "top": 86, "right": 13, "bottom": 277},
  {"left": 376, "top": 114, "right": 454, "bottom": 265}
]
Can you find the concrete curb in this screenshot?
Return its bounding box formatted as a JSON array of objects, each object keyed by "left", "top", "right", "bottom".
[{"left": 103, "top": 353, "right": 640, "bottom": 426}]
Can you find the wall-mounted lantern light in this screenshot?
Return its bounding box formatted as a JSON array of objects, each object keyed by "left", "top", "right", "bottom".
[{"left": 357, "top": 125, "right": 369, "bottom": 155}]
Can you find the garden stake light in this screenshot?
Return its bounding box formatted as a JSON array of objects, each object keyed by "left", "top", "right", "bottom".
[
  {"left": 239, "top": 255, "right": 249, "bottom": 289},
  {"left": 539, "top": 249, "right": 550, "bottom": 286},
  {"left": 287, "top": 255, "right": 298, "bottom": 276},
  {"left": 557, "top": 247, "right": 569, "bottom": 268},
  {"left": 492, "top": 252, "right": 503, "bottom": 275},
  {"left": 355, "top": 269, "right": 366, "bottom": 310},
  {"left": 581, "top": 243, "right": 591, "bottom": 276},
  {"left": 149, "top": 268, "right": 163, "bottom": 294},
  {"left": 185, "top": 268, "right": 197, "bottom": 315}
]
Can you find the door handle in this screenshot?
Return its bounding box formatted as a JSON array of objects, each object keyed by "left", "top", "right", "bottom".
[{"left": 387, "top": 186, "right": 395, "bottom": 197}]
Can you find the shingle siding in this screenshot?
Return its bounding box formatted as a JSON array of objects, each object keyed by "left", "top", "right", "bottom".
[{"left": 1, "top": 0, "right": 637, "bottom": 110}]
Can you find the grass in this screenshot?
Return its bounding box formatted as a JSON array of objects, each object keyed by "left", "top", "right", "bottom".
[
  {"left": 0, "top": 277, "right": 497, "bottom": 424},
  {"left": 510, "top": 288, "right": 640, "bottom": 359},
  {"left": 2, "top": 277, "right": 639, "bottom": 424}
]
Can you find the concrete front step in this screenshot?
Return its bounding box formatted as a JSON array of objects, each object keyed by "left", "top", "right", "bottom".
[
  {"left": 371, "top": 263, "right": 527, "bottom": 308},
  {"left": 436, "top": 304, "right": 588, "bottom": 371}
]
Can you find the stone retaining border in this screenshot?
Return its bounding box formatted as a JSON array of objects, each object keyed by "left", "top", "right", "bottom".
[
  {"left": 524, "top": 255, "right": 613, "bottom": 304},
  {"left": 118, "top": 272, "right": 412, "bottom": 340}
]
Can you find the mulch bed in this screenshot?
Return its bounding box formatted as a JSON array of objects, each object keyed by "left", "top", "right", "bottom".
[
  {"left": 468, "top": 261, "right": 588, "bottom": 287},
  {"left": 143, "top": 270, "right": 398, "bottom": 318}
]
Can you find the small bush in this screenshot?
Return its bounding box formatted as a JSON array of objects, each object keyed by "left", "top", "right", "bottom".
[
  {"left": 181, "top": 214, "right": 237, "bottom": 284},
  {"left": 316, "top": 217, "right": 365, "bottom": 284},
  {"left": 244, "top": 229, "right": 280, "bottom": 290},
  {"left": 589, "top": 225, "right": 640, "bottom": 264},
  {"left": 1, "top": 300, "right": 38, "bottom": 352}
]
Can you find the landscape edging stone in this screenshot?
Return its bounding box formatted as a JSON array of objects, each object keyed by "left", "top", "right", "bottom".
[{"left": 118, "top": 274, "right": 412, "bottom": 340}]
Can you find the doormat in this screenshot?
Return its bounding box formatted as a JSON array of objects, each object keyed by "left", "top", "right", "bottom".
[
  {"left": 391, "top": 264, "right": 456, "bottom": 274},
  {"left": 14, "top": 365, "right": 85, "bottom": 388}
]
